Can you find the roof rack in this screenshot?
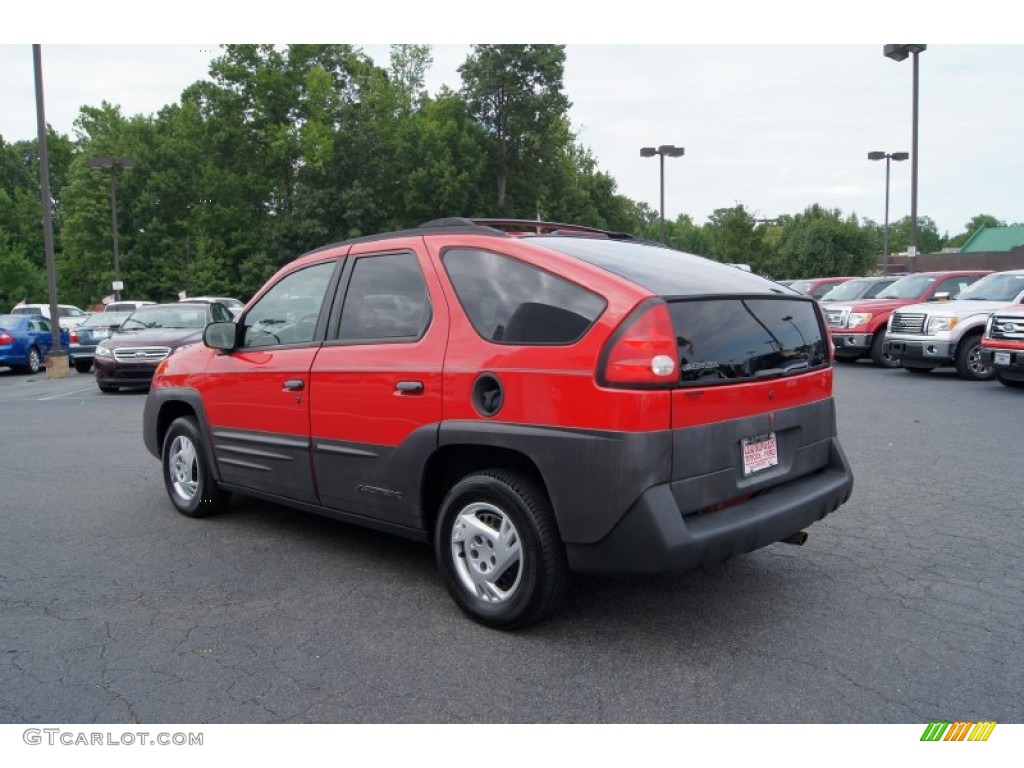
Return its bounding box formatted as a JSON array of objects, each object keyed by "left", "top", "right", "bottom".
[
  {"left": 467, "top": 218, "right": 641, "bottom": 241},
  {"left": 301, "top": 217, "right": 655, "bottom": 260}
]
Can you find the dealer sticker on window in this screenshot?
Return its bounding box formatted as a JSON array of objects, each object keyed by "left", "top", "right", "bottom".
[{"left": 742, "top": 432, "right": 779, "bottom": 476}]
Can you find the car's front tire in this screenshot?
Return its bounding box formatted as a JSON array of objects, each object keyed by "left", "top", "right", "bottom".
[
  {"left": 435, "top": 470, "right": 567, "bottom": 630},
  {"left": 954, "top": 333, "right": 994, "bottom": 381},
  {"left": 161, "top": 416, "right": 231, "bottom": 518},
  {"left": 870, "top": 333, "right": 900, "bottom": 368}
]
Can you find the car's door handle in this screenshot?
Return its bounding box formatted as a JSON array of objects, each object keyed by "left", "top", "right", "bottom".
[
  {"left": 395, "top": 380, "right": 424, "bottom": 394},
  {"left": 283, "top": 379, "right": 304, "bottom": 391}
]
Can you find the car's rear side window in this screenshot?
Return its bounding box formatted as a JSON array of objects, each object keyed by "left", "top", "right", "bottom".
[
  {"left": 337, "top": 252, "right": 430, "bottom": 342},
  {"left": 442, "top": 248, "right": 605, "bottom": 344},
  {"left": 668, "top": 297, "right": 828, "bottom": 385}
]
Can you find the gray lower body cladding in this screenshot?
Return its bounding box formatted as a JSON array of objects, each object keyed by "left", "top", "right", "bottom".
[
  {"left": 566, "top": 397, "right": 853, "bottom": 573},
  {"left": 565, "top": 437, "right": 852, "bottom": 574}
]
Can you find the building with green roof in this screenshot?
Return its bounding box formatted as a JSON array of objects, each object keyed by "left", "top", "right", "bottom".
[{"left": 959, "top": 225, "right": 1024, "bottom": 253}]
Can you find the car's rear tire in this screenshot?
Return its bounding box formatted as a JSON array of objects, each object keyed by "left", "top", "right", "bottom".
[
  {"left": 161, "top": 416, "right": 231, "bottom": 518},
  {"left": 954, "top": 333, "right": 993, "bottom": 381},
  {"left": 25, "top": 346, "right": 41, "bottom": 374},
  {"left": 869, "top": 333, "right": 900, "bottom": 368},
  {"left": 435, "top": 470, "right": 567, "bottom": 630},
  {"left": 73, "top": 359, "right": 92, "bottom": 373}
]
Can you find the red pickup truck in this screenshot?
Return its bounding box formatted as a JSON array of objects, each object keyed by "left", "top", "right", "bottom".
[{"left": 823, "top": 271, "right": 991, "bottom": 366}]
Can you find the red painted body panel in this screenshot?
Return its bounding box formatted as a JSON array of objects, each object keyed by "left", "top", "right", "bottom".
[
  {"left": 670, "top": 370, "right": 833, "bottom": 429},
  {"left": 310, "top": 239, "right": 448, "bottom": 446},
  {"left": 422, "top": 234, "right": 674, "bottom": 433},
  {"left": 981, "top": 337, "right": 1024, "bottom": 350},
  {"left": 202, "top": 346, "right": 319, "bottom": 437}
]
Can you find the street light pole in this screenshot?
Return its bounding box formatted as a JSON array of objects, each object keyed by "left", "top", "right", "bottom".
[
  {"left": 33, "top": 44, "right": 68, "bottom": 377},
  {"left": 640, "top": 144, "right": 685, "bottom": 244},
  {"left": 884, "top": 44, "right": 926, "bottom": 270},
  {"left": 868, "top": 150, "right": 908, "bottom": 265},
  {"left": 87, "top": 156, "right": 136, "bottom": 301}
]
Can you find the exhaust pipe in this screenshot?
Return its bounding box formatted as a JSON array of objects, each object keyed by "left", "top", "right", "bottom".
[{"left": 781, "top": 531, "right": 808, "bottom": 546}]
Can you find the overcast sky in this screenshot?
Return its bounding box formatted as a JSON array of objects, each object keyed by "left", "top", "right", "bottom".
[{"left": 2, "top": 5, "right": 1021, "bottom": 238}]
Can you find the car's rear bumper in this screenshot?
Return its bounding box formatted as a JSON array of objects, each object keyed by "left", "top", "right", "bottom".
[
  {"left": 0, "top": 351, "right": 27, "bottom": 367},
  {"left": 564, "top": 437, "right": 853, "bottom": 574},
  {"left": 69, "top": 344, "right": 97, "bottom": 363}
]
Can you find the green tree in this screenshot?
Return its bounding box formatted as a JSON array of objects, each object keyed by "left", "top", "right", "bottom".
[
  {"left": 0, "top": 130, "right": 74, "bottom": 305},
  {"left": 885, "top": 215, "right": 943, "bottom": 256},
  {"left": 706, "top": 204, "right": 766, "bottom": 267},
  {"left": 459, "top": 44, "right": 571, "bottom": 215},
  {"left": 389, "top": 44, "right": 433, "bottom": 113},
  {"left": 769, "top": 205, "right": 876, "bottom": 278}
]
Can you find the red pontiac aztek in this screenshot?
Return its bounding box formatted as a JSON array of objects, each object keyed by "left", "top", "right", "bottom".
[{"left": 143, "top": 218, "right": 854, "bottom": 628}]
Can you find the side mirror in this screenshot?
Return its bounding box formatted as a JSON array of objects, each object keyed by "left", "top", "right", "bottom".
[
  {"left": 933, "top": 292, "right": 950, "bottom": 302},
  {"left": 204, "top": 321, "right": 239, "bottom": 351}
]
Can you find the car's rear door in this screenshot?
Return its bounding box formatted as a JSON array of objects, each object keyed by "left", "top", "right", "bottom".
[{"left": 308, "top": 237, "right": 446, "bottom": 531}]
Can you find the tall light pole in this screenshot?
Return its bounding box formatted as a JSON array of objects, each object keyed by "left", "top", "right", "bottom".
[
  {"left": 640, "top": 144, "right": 684, "bottom": 244},
  {"left": 87, "top": 156, "right": 136, "bottom": 301},
  {"left": 33, "top": 45, "right": 68, "bottom": 377},
  {"left": 867, "top": 150, "right": 909, "bottom": 265},
  {"left": 884, "top": 44, "right": 926, "bottom": 270}
]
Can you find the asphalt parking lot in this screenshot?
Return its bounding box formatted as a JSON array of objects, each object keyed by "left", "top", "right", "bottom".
[{"left": 0, "top": 363, "right": 1021, "bottom": 724}]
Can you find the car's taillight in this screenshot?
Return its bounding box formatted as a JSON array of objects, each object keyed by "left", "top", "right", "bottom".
[
  {"left": 598, "top": 299, "right": 678, "bottom": 387},
  {"left": 69, "top": 329, "right": 79, "bottom": 344},
  {"left": 0, "top": 332, "right": 12, "bottom": 345}
]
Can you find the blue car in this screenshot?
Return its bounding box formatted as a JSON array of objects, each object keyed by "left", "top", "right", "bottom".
[{"left": 0, "top": 313, "right": 69, "bottom": 374}]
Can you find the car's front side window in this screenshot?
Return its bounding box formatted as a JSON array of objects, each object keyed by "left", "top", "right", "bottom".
[{"left": 241, "top": 260, "right": 336, "bottom": 348}]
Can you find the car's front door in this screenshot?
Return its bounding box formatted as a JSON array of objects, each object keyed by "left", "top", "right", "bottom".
[
  {"left": 201, "top": 257, "right": 340, "bottom": 503},
  {"left": 309, "top": 238, "right": 447, "bottom": 530}
]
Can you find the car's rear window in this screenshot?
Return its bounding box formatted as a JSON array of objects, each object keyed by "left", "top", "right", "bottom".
[
  {"left": 668, "top": 297, "right": 828, "bottom": 385},
  {"left": 532, "top": 237, "right": 788, "bottom": 297}
]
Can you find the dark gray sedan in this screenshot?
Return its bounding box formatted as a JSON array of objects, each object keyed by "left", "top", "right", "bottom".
[{"left": 69, "top": 311, "right": 132, "bottom": 373}]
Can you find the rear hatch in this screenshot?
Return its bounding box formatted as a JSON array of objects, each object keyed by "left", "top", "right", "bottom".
[
  {"left": 531, "top": 236, "right": 838, "bottom": 513},
  {"left": 665, "top": 295, "right": 835, "bottom": 515}
]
